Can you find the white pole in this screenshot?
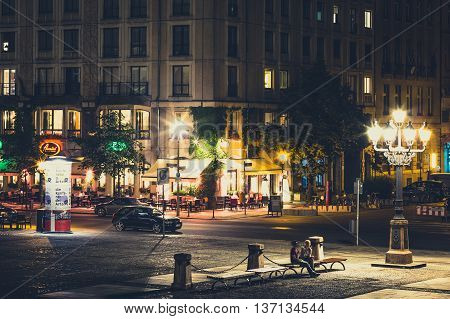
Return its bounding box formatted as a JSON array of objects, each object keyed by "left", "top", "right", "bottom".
[{"left": 356, "top": 179, "right": 360, "bottom": 246}]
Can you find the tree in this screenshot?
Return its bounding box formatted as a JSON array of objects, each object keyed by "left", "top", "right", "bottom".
[
  {"left": 265, "top": 61, "right": 369, "bottom": 199},
  {"left": 0, "top": 109, "right": 42, "bottom": 196},
  {"left": 75, "top": 112, "right": 147, "bottom": 196},
  {"left": 190, "top": 107, "right": 228, "bottom": 205},
  {"left": 288, "top": 61, "right": 369, "bottom": 157}
]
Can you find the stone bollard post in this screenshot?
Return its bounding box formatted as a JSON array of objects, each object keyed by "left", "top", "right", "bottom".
[
  {"left": 172, "top": 253, "right": 192, "bottom": 290},
  {"left": 247, "top": 243, "right": 264, "bottom": 270}
]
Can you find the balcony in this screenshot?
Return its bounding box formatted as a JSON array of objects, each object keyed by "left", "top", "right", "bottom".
[
  {"left": 393, "top": 64, "right": 404, "bottom": 77},
  {"left": 99, "top": 82, "right": 149, "bottom": 96},
  {"left": 363, "top": 94, "right": 373, "bottom": 105},
  {"left": 35, "top": 83, "right": 80, "bottom": 96}
]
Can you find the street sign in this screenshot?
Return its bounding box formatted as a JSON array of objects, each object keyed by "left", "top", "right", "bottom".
[
  {"left": 353, "top": 179, "right": 363, "bottom": 195},
  {"left": 157, "top": 168, "right": 169, "bottom": 185}
]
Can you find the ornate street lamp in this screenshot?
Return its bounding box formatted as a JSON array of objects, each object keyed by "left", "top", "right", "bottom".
[{"left": 367, "top": 109, "right": 431, "bottom": 264}]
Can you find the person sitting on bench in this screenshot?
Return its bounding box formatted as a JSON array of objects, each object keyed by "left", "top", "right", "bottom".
[
  {"left": 290, "top": 241, "right": 320, "bottom": 278},
  {"left": 300, "top": 240, "right": 315, "bottom": 270}
]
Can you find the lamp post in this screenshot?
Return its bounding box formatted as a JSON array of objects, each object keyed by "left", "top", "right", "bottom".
[
  {"left": 170, "top": 119, "right": 188, "bottom": 217},
  {"left": 277, "top": 151, "right": 289, "bottom": 207},
  {"left": 367, "top": 109, "right": 431, "bottom": 265}
]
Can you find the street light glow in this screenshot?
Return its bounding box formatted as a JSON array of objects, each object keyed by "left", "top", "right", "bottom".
[
  {"left": 277, "top": 151, "right": 289, "bottom": 163},
  {"left": 403, "top": 122, "right": 416, "bottom": 146},
  {"left": 392, "top": 109, "right": 406, "bottom": 124},
  {"left": 170, "top": 119, "right": 187, "bottom": 140},
  {"left": 367, "top": 121, "right": 383, "bottom": 144},
  {"left": 418, "top": 124, "right": 431, "bottom": 144},
  {"left": 382, "top": 121, "right": 397, "bottom": 143}
]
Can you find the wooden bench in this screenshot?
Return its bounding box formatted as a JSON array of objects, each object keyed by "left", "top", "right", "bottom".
[
  {"left": 281, "top": 257, "right": 347, "bottom": 276},
  {"left": 207, "top": 271, "right": 255, "bottom": 290},
  {"left": 247, "top": 266, "right": 287, "bottom": 282}
]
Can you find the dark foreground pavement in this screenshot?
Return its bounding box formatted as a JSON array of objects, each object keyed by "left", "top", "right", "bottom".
[{"left": 0, "top": 206, "right": 449, "bottom": 298}]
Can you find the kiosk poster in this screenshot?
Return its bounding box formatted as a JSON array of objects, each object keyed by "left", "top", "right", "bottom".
[{"left": 44, "top": 162, "right": 72, "bottom": 211}]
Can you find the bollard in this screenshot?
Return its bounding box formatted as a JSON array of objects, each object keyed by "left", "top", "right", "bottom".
[
  {"left": 247, "top": 243, "right": 264, "bottom": 270},
  {"left": 308, "top": 236, "right": 325, "bottom": 261},
  {"left": 172, "top": 253, "right": 192, "bottom": 290}
]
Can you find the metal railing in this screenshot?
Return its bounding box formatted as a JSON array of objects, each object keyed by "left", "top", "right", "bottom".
[
  {"left": 99, "top": 82, "right": 149, "bottom": 96},
  {"left": 35, "top": 83, "right": 80, "bottom": 96}
]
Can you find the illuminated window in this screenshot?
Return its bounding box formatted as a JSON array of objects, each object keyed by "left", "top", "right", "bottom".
[
  {"left": 332, "top": 5, "right": 339, "bottom": 23},
  {"left": 363, "top": 76, "right": 372, "bottom": 94},
  {"left": 68, "top": 110, "right": 81, "bottom": 137},
  {"left": 264, "top": 68, "right": 273, "bottom": 89},
  {"left": 264, "top": 112, "right": 274, "bottom": 124},
  {"left": 364, "top": 10, "right": 372, "bottom": 29},
  {"left": 1, "top": 69, "right": 16, "bottom": 95},
  {"left": 101, "top": 109, "right": 131, "bottom": 129},
  {"left": 430, "top": 153, "right": 437, "bottom": 170},
  {"left": 136, "top": 110, "right": 150, "bottom": 139},
  {"left": 42, "top": 109, "right": 63, "bottom": 135},
  {"left": 280, "top": 70, "right": 288, "bottom": 90},
  {"left": 2, "top": 110, "right": 15, "bottom": 133}
]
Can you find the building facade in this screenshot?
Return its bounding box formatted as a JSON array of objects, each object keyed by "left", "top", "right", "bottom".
[
  {"left": 371, "top": 0, "right": 450, "bottom": 184},
  {"left": 0, "top": 0, "right": 447, "bottom": 199}
]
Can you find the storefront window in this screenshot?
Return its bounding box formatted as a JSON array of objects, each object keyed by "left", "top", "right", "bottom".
[
  {"left": 68, "top": 110, "right": 81, "bottom": 137},
  {"left": 444, "top": 143, "right": 450, "bottom": 173},
  {"left": 101, "top": 109, "right": 132, "bottom": 129},
  {"left": 42, "top": 109, "right": 63, "bottom": 135},
  {"left": 136, "top": 110, "right": 150, "bottom": 139},
  {"left": 228, "top": 170, "right": 237, "bottom": 193}
]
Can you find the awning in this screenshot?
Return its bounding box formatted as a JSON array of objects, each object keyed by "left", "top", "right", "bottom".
[
  {"left": 142, "top": 158, "right": 212, "bottom": 180},
  {"left": 220, "top": 157, "right": 282, "bottom": 176}
]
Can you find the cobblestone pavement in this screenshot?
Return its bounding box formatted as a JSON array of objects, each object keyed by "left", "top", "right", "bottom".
[
  {"left": 1, "top": 226, "right": 449, "bottom": 299},
  {"left": 1, "top": 204, "right": 449, "bottom": 299}
]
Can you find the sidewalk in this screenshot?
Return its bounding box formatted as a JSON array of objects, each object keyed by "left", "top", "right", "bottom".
[{"left": 0, "top": 201, "right": 270, "bottom": 220}]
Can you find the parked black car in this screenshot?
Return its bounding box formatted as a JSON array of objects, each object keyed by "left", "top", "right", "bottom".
[
  {"left": 403, "top": 181, "right": 447, "bottom": 204},
  {"left": 94, "top": 197, "right": 148, "bottom": 217},
  {"left": 112, "top": 206, "right": 182, "bottom": 233}
]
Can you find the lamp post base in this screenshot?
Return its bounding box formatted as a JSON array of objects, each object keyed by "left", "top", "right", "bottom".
[
  {"left": 386, "top": 250, "right": 413, "bottom": 264},
  {"left": 385, "top": 218, "right": 413, "bottom": 265}
]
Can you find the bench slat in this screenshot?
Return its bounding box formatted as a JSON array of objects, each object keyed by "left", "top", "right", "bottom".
[
  {"left": 247, "top": 266, "right": 286, "bottom": 274},
  {"left": 207, "top": 271, "right": 254, "bottom": 280}
]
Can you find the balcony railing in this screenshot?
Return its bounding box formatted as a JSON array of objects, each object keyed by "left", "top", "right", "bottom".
[
  {"left": 35, "top": 83, "right": 80, "bottom": 96},
  {"left": 99, "top": 82, "right": 149, "bottom": 96}
]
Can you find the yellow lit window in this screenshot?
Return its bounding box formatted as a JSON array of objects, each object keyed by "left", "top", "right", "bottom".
[
  {"left": 364, "top": 10, "right": 372, "bottom": 29},
  {"left": 264, "top": 68, "right": 273, "bottom": 89},
  {"left": 364, "top": 76, "right": 372, "bottom": 94},
  {"left": 280, "top": 70, "right": 288, "bottom": 89},
  {"left": 430, "top": 153, "right": 437, "bottom": 170}
]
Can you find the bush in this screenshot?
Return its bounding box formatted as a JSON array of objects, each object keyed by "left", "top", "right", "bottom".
[{"left": 363, "top": 176, "right": 394, "bottom": 199}]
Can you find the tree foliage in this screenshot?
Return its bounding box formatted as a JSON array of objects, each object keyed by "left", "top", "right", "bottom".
[
  {"left": 288, "top": 61, "right": 369, "bottom": 156},
  {"left": 263, "top": 61, "right": 370, "bottom": 198},
  {"left": 0, "top": 109, "right": 42, "bottom": 177},
  {"left": 190, "top": 107, "right": 228, "bottom": 140},
  {"left": 75, "top": 112, "right": 147, "bottom": 193}
]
